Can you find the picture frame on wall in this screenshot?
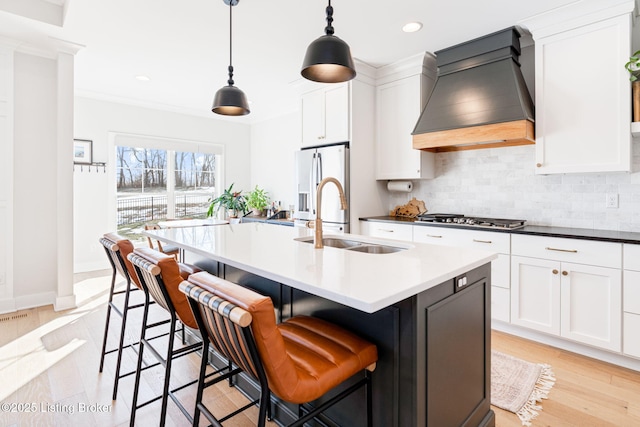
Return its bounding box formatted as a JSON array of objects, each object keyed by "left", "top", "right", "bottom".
[{"left": 73, "top": 139, "right": 93, "bottom": 164}]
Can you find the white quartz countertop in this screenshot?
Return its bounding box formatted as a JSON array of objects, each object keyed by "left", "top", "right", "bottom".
[{"left": 144, "top": 223, "right": 497, "bottom": 313}]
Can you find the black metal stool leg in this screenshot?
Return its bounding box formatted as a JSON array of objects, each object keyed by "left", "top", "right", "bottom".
[
  {"left": 99, "top": 270, "right": 117, "bottom": 373},
  {"left": 112, "top": 278, "right": 134, "bottom": 400},
  {"left": 366, "top": 370, "right": 373, "bottom": 427},
  {"left": 129, "top": 292, "right": 150, "bottom": 427},
  {"left": 159, "top": 315, "right": 177, "bottom": 427}
]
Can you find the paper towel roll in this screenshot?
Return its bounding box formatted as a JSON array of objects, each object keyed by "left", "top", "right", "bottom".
[{"left": 387, "top": 181, "right": 413, "bottom": 192}]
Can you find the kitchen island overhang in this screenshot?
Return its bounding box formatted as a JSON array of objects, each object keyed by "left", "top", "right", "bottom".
[
  {"left": 144, "top": 222, "right": 497, "bottom": 313},
  {"left": 143, "top": 223, "right": 497, "bottom": 427}
]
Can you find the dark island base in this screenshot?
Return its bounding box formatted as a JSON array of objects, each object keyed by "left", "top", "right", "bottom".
[{"left": 189, "top": 256, "right": 495, "bottom": 427}]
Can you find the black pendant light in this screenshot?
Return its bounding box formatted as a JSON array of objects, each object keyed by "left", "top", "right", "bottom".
[
  {"left": 212, "top": 0, "right": 250, "bottom": 116},
  {"left": 301, "top": 0, "right": 356, "bottom": 83}
]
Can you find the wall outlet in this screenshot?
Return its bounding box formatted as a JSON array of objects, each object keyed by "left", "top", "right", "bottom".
[{"left": 606, "top": 193, "right": 619, "bottom": 208}]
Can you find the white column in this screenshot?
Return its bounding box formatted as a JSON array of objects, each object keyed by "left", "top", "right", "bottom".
[
  {"left": 0, "top": 44, "right": 15, "bottom": 313},
  {"left": 54, "top": 50, "right": 76, "bottom": 311}
]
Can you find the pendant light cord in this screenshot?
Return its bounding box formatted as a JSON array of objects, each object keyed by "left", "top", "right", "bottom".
[
  {"left": 227, "top": 0, "right": 234, "bottom": 86},
  {"left": 324, "top": 0, "right": 334, "bottom": 36}
]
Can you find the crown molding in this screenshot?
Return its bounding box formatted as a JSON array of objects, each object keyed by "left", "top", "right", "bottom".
[{"left": 519, "top": 0, "right": 635, "bottom": 39}]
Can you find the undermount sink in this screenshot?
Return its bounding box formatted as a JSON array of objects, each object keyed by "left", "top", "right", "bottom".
[
  {"left": 295, "top": 236, "right": 406, "bottom": 254},
  {"left": 346, "top": 245, "right": 404, "bottom": 254}
]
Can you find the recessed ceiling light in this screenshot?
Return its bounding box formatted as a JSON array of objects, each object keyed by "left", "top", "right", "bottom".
[
  {"left": 135, "top": 75, "right": 151, "bottom": 82},
  {"left": 402, "top": 22, "right": 423, "bottom": 33}
]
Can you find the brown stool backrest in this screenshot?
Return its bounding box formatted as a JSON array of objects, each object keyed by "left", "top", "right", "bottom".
[
  {"left": 100, "top": 232, "right": 142, "bottom": 288},
  {"left": 127, "top": 247, "right": 197, "bottom": 329},
  {"left": 185, "top": 272, "right": 302, "bottom": 400},
  {"left": 179, "top": 279, "right": 261, "bottom": 379}
]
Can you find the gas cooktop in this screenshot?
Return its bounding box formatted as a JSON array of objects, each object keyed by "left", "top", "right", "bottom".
[{"left": 416, "top": 213, "right": 526, "bottom": 230}]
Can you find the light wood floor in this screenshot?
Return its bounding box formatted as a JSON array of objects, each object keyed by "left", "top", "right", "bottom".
[{"left": 0, "top": 271, "right": 639, "bottom": 426}]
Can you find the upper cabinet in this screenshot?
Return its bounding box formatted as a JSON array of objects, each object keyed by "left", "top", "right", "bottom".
[
  {"left": 375, "top": 54, "right": 436, "bottom": 180},
  {"left": 301, "top": 83, "right": 349, "bottom": 147},
  {"left": 520, "top": 1, "right": 634, "bottom": 174}
]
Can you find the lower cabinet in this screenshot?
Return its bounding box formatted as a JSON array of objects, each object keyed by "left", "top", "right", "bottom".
[
  {"left": 414, "top": 225, "right": 511, "bottom": 322},
  {"left": 623, "top": 244, "right": 640, "bottom": 358},
  {"left": 511, "top": 235, "right": 622, "bottom": 352}
]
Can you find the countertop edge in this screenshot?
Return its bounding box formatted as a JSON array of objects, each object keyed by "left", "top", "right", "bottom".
[{"left": 360, "top": 216, "right": 640, "bottom": 244}]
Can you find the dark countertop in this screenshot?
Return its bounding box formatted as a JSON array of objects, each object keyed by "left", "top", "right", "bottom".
[
  {"left": 242, "top": 214, "right": 295, "bottom": 227},
  {"left": 360, "top": 216, "right": 640, "bottom": 244}
]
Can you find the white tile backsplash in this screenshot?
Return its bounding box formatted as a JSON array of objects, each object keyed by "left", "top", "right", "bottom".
[{"left": 385, "top": 141, "right": 640, "bottom": 232}]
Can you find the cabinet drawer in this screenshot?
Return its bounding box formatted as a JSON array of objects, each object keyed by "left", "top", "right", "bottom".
[
  {"left": 624, "top": 312, "right": 640, "bottom": 358},
  {"left": 413, "top": 226, "right": 510, "bottom": 253},
  {"left": 624, "top": 270, "right": 640, "bottom": 314},
  {"left": 365, "top": 222, "right": 413, "bottom": 242},
  {"left": 624, "top": 244, "right": 640, "bottom": 271},
  {"left": 511, "top": 234, "right": 621, "bottom": 268}
]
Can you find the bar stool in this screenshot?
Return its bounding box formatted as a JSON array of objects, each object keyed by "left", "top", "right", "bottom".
[
  {"left": 98, "top": 233, "right": 148, "bottom": 400},
  {"left": 180, "top": 271, "right": 378, "bottom": 427},
  {"left": 126, "top": 247, "right": 215, "bottom": 426},
  {"left": 144, "top": 223, "right": 181, "bottom": 259}
]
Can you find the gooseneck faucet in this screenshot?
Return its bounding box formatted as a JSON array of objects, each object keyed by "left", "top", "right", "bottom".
[{"left": 314, "top": 177, "right": 347, "bottom": 249}]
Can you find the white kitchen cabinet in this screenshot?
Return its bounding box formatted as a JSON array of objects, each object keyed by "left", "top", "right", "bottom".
[
  {"left": 623, "top": 244, "right": 640, "bottom": 358},
  {"left": 301, "top": 83, "right": 349, "bottom": 147},
  {"left": 375, "top": 74, "right": 435, "bottom": 180},
  {"left": 361, "top": 221, "right": 413, "bottom": 242},
  {"left": 527, "top": 11, "right": 632, "bottom": 174},
  {"left": 511, "top": 255, "right": 561, "bottom": 335},
  {"left": 492, "top": 287, "right": 511, "bottom": 323},
  {"left": 413, "top": 226, "right": 510, "bottom": 288},
  {"left": 511, "top": 234, "right": 622, "bottom": 352},
  {"left": 414, "top": 225, "right": 511, "bottom": 322}
]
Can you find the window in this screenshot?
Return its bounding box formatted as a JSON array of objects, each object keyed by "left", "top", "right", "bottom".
[{"left": 113, "top": 134, "right": 223, "bottom": 238}]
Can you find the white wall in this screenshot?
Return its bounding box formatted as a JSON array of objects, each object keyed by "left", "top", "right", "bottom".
[
  {"left": 13, "top": 53, "right": 58, "bottom": 301},
  {"left": 387, "top": 142, "right": 640, "bottom": 232},
  {"left": 249, "top": 111, "right": 300, "bottom": 209},
  {"left": 73, "top": 97, "right": 252, "bottom": 272}
]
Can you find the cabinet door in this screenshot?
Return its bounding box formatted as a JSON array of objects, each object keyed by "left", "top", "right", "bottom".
[
  {"left": 324, "top": 84, "right": 349, "bottom": 144},
  {"left": 560, "top": 262, "right": 621, "bottom": 351},
  {"left": 534, "top": 15, "right": 631, "bottom": 174},
  {"left": 624, "top": 313, "right": 640, "bottom": 358},
  {"left": 301, "top": 89, "right": 325, "bottom": 147},
  {"left": 376, "top": 75, "right": 430, "bottom": 179},
  {"left": 511, "top": 256, "right": 561, "bottom": 335},
  {"left": 492, "top": 286, "right": 510, "bottom": 323},
  {"left": 426, "top": 278, "right": 490, "bottom": 427}
]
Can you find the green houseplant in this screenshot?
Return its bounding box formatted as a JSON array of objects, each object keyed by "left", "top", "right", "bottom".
[
  {"left": 245, "top": 186, "right": 270, "bottom": 216},
  {"left": 626, "top": 50, "right": 640, "bottom": 122},
  {"left": 625, "top": 50, "right": 640, "bottom": 81},
  {"left": 207, "top": 183, "right": 247, "bottom": 220}
]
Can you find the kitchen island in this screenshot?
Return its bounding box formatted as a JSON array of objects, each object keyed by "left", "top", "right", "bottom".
[{"left": 145, "top": 223, "right": 497, "bottom": 427}]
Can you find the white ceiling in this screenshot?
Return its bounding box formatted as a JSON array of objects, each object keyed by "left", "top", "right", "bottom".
[{"left": 0, "top": 0, "right": 581, "bottom": 123}]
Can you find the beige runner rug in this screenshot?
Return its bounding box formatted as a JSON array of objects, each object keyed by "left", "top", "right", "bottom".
[{"left": 491, "top": 350, "right": 556, "bottom": 426}]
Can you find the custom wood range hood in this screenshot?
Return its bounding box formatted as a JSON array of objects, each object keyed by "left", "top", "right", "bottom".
[{"left": 412, "top": 27, "right": 535, "bottom": 152}]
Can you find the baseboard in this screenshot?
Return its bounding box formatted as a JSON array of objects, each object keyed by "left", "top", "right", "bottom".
[
  {"left": 14, "top": 292, "right": 56, "bottom": 311},
  {"left": 492, "top": 321, "right": 640, "bottom": 372},
  {"left": 55, "top": 294, "right": 77, "bottom": 311},
  {"left": 0, "top": 298, "right": 17, "bottom": 314}
]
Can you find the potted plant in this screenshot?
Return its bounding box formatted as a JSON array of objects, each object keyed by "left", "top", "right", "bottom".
[
  {"left": 246, "top": 186, "right": 270, "bottom": 216},
  {"left": 207, "top": 183, "right": 247, "bottom": 222},
  {"left": 625, "top": 50, "right": 640, "bottom": 121}
]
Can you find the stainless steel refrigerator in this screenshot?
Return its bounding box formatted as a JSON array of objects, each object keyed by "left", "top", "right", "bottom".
[{"left": 294, "top": 142, "right": 349, "bottom": 233}]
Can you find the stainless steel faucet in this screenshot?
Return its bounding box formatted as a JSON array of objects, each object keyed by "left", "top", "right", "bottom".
[{"left": 314, "top": 177, "right": 347, "bottom": 249}]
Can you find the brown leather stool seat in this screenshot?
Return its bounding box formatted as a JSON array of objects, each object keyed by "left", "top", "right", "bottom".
[
  {"left": 181, "top": 271, "right": 378, "bottom": 427},
  {"left": 275, "top": 315, "right": 377, "bottom": 403}
]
